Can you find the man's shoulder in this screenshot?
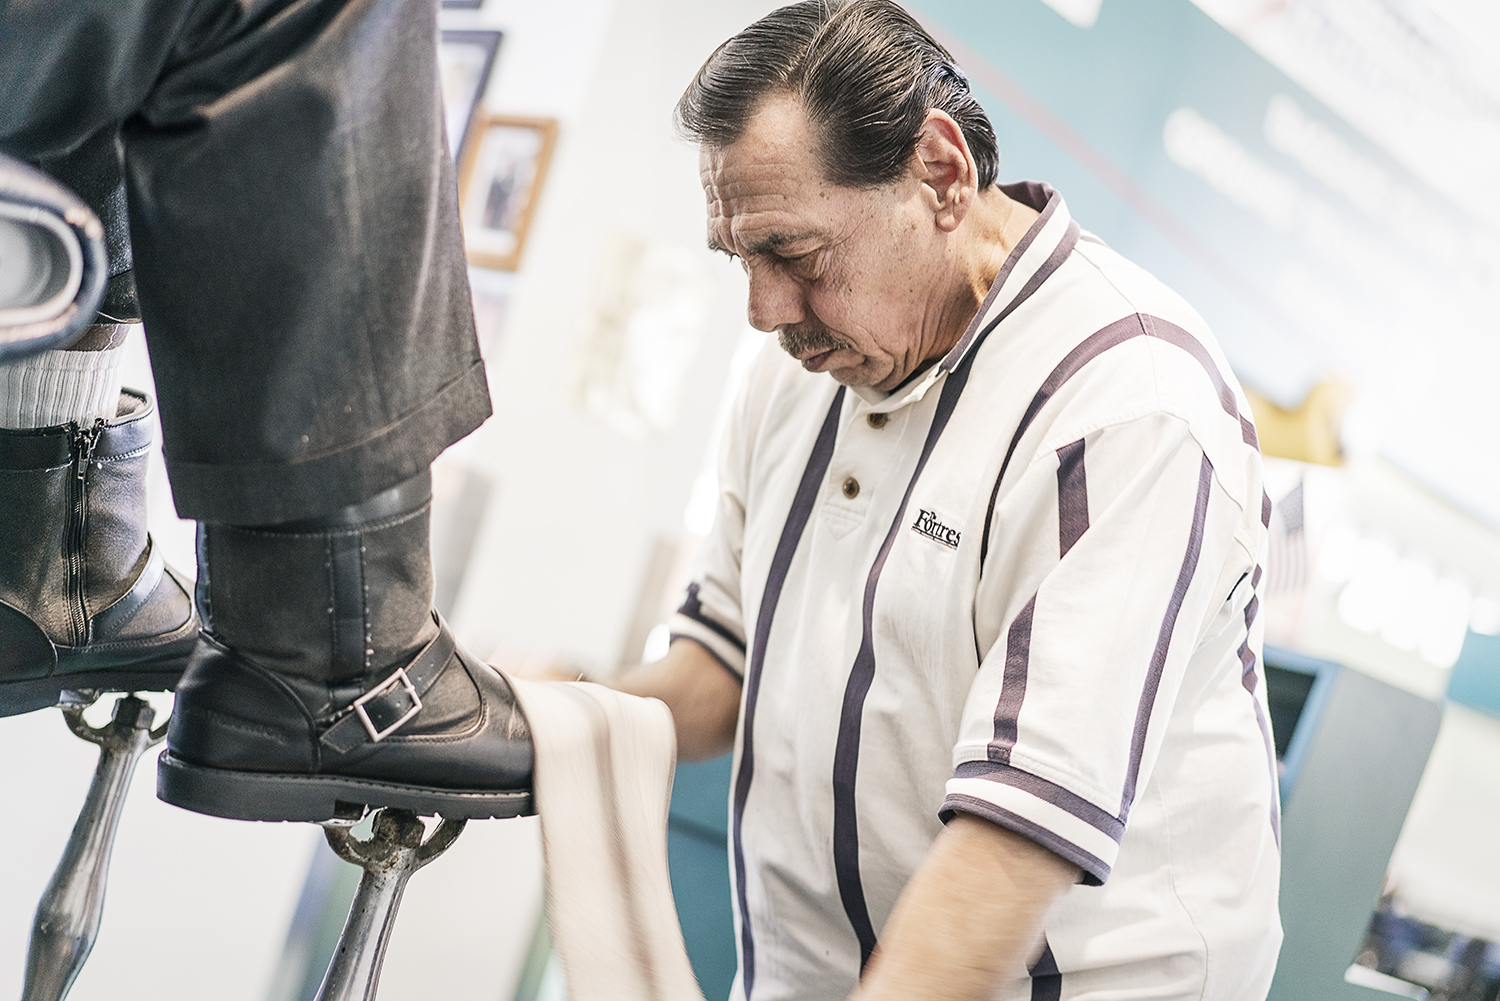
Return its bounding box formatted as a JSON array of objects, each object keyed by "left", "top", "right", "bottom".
[
  {"left": 977, "top": 236, "right": 1223, "bottom": 403},
  {"left": 1060, "top": 236, "right": 1209, "bottom": 334},
  {"left": 968, "top": 236, "right": 1257, "bottom": 481}
]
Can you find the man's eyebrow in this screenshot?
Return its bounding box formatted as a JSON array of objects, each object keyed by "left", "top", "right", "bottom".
[{"left": 708, "top": 231, "right": 820, "bottom": 258}]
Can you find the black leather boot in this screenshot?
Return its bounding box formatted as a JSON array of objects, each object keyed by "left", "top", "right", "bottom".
[
  {"left": 157, "top": 471, "right": 533, "bottom": 822},
  {"left": 0, "top": 390, "right": 199, "bottom": 716}
]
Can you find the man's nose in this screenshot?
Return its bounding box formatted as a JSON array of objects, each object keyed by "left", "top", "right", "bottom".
[{"left": 745, "top": 264, "right": 805, "bottom": 333}]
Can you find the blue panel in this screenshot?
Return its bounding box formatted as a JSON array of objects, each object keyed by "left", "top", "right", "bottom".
[
  {"left": 667, "top": 826, "right": 736, "bottom": 1001},
  {"left": 1264, "top": 646, "right": 1341, "bottom": 807},
  {"left": 905, "top": 0, "right": 1468, "bottom": 409},
  {"left": 670, "top": 754, "right": 732, "bottom": 836},
  {"left": 1270, "top": 670, "right": 1443, "bottom": 1001},
  {"left": 1447, "top": 630, "right": 1500, "bottom": 720},
  {"left": 668, "top": 755, "right": 736, "bottom": 1001}
]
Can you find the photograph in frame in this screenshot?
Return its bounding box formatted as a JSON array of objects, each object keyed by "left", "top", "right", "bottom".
[
  {"left": 438, "top": 30, "right": 502, "bottom": 163},
  {"left": 458, "top": 115, "right": 559, "bottom": 271}
]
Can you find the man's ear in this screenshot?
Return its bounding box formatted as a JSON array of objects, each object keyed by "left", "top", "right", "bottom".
[{"left": 912, "top": 110, "right": 976, "bottom": 232}]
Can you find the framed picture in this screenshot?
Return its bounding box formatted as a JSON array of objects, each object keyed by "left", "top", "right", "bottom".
[
  {"left": 457, "top": 115, "right": 559, "bottom": 271},
  {"left": 440, "top": 0, "right": 484, "bottom": 10},
  {"left": 438, "top": 30, "right": 502, "bottom": 163}
]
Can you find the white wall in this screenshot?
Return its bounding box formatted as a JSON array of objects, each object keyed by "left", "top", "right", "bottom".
[{"left": 444, "top": 0, "right": 781, "bottom": 672}]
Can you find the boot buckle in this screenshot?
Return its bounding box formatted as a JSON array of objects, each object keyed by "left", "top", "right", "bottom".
[{"left": 352, "top": 667, "right": 423, "bottom": 742}]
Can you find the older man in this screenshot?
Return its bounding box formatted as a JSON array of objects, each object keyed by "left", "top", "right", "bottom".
[{"left": 614, "top": 2, "right": 1283, "bottom": 1000}]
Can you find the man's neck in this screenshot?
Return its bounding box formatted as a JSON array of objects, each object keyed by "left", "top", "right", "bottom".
[
  {"left": 928, "top": 187, "right": 1042, "bottom": 358},
  {"left": 970, "top": 186, "right": 1041, "bottom": 298}
]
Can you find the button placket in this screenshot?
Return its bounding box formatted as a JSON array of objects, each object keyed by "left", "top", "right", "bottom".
[
  {"left": 833, "top": 402, "right": 904, "bottom": 509},
  {"left": 820, "top": 405, "right": 880, "bottom": 539}
]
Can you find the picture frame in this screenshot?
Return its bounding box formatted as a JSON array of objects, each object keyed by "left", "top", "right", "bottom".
[
  {"left": 457, "top": 115, "right": 559, "bottom": 271},
  {"left": 438, "top": 30, "right": 502, "bottom": 164},
  {"left": 440, "top": 0, "right": 484, "bottom": 10}
]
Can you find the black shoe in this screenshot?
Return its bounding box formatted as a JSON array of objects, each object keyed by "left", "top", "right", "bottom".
[
  {"left": 0, "top": 390, "right": 198, "bottom": 716},
  {"left": 157, "top": 617, "right": 533, "bottom": 821},
  {"left": 156, "top": 472, "right": 533, "bottom": 822}
]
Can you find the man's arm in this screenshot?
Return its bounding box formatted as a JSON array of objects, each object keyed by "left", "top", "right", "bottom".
[
  {"left": 610, "top": 638, "right": 742, "bottom": 762},
  {"left": 851, "top": 813, "right": 1079, "bottom": 1001}
]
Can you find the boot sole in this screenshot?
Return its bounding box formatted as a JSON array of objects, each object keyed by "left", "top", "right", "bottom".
[
  {"left": 156, "top": 752, "right": 534, "bottom": 822},
  {"left": 0, "top": 666, "right": 185, "bottom": 718}
]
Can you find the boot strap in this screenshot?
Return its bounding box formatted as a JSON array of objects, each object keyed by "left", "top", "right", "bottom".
[
  {"left": 90, "top": 536, "right": 164, "bottom": 637},
  {"left": 319, "top": 620, "right": 455, "bottom": 754}
]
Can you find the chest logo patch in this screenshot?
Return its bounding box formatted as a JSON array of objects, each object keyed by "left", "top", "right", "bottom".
[{"left": 912, "top": 508, "right": 961, "bottom": 549}]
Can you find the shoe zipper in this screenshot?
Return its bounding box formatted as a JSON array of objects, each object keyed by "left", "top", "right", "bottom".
[{"left": 66, "top": 418, "right": 105, "bottom": 647}]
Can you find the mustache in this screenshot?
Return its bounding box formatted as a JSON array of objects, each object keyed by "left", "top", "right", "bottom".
[{"left": 778, "top": 325, "right": 849, "bottom": 358}]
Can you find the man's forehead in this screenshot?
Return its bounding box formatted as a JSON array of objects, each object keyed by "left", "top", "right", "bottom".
[
  {"left": 704, "top": 163, "right": 823, "bottom": 248},
  {"left": 699, "top": 97, "right": 841, "bottom": 255},
  {"left": 698, "top": 120, "right": 825, "bottom": 207},
  {"left": 703, "top": 159, "right": 823, "bottom": 217}
]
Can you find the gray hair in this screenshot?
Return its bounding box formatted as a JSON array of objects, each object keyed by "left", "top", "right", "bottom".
[{"left": 674, "top": 0, "right": 999, "bottom": 189}]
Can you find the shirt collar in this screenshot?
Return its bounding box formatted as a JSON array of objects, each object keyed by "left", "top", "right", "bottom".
[{"left": 938, "top": 182, "right": 1078, "bottom": 373}]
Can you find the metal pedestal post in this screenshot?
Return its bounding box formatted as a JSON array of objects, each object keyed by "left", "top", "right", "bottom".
[
  {"left": 314, "top": 809, "right": 465, "bottom": 1001},
  {"left": 23, "top": 693, "right": 165, "bottom": 1001}
]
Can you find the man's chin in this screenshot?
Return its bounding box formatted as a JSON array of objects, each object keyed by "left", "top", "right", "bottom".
[
  {"left": 785, "top": 346, "right": 891, "bottom": 388},
  {"left": 827, "top": 362, "right": 892, "bottom": 390}
]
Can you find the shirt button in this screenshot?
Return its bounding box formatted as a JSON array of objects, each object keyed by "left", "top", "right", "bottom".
[
  {"left": 842, "top": 477, "right": 860, "bottom": 499},
  {"left": 867, "top": 412, "right": 889, "bottom": 429}
]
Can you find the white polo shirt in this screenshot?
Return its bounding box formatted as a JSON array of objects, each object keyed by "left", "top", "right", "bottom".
[{"left": 670, "top": 183, "right": 1282, "bottom": 1001}]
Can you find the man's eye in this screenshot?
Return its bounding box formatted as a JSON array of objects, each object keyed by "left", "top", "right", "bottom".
[{"left": 785, "top": 253, "right": 821, "bottom": 278}]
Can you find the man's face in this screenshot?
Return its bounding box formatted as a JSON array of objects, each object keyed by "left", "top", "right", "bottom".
[{"left": 701, "top": 94, "right": 949, "bottom": 391}]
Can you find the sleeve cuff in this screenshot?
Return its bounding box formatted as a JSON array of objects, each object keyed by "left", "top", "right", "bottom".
[
  {"left": 941, "top": 761, "right": 1124, "bottom": 886},
  {"left": 668, "top": 611, "right": 746, "bottom": 678}
]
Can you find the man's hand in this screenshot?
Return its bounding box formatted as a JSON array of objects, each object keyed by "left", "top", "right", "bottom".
[
  {"left": 851, "top": 813, "right": 1080, "bottom": 1001},
  {"left": 496, "top": 637, "right": 740, "bottom": 761},
  {"left": 496, "top": 637, "right": 739, "bottom": 761},
  {"left": 611, "top": 638, "right": 742, "bottom": 761}
]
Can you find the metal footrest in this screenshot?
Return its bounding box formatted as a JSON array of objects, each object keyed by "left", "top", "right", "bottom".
[
  {"left": 23, "top": 693, "right": 164, "bottom": 1001},
  {"left": 313, "top": 808, "right": 466, "bottom": 1001},
  {"left": 20, "top": 696, "right": 468, "bottom": 1001}
]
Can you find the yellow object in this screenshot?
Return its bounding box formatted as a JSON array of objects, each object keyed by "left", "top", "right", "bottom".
[{"left": 1244, "top": 380, "right": 1350, "bottom": 466}]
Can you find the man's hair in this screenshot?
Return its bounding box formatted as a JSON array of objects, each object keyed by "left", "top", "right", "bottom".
[{"left": 675, "top": 0, "right": 998, "bottom": 190}]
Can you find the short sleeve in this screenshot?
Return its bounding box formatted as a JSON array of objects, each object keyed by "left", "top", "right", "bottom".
[
  {"left": 942, "top": 411, "right": 1242, "bottom": 884},
  {"left": 667, "top": 373, "right": 754, "bottom": 678}
]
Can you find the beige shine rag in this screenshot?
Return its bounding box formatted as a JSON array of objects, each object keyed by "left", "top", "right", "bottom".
[{"left": 506, "top": 676, "right": 709, "bottom": 1001}]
